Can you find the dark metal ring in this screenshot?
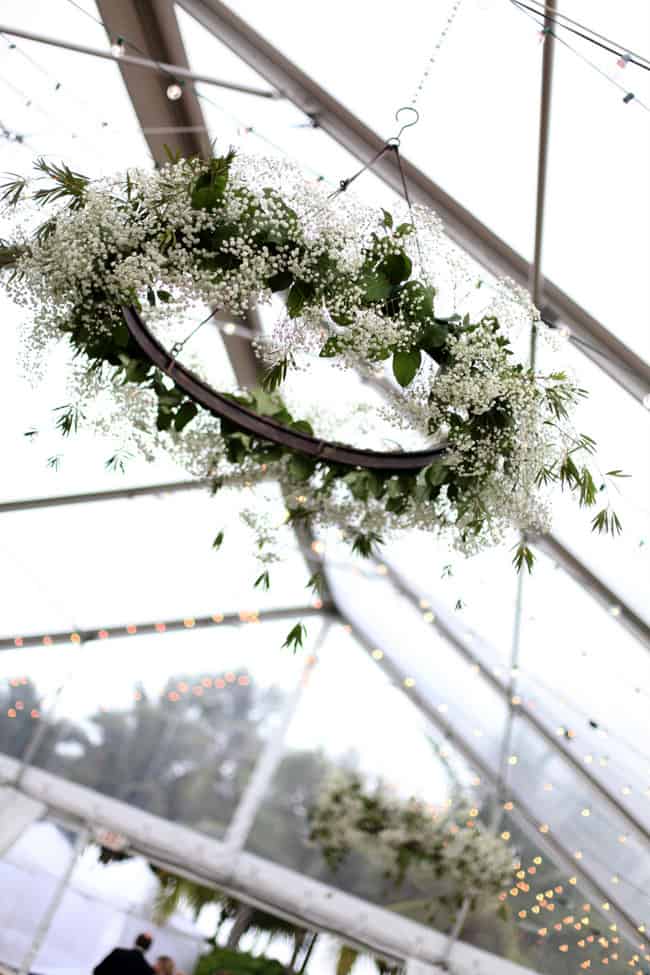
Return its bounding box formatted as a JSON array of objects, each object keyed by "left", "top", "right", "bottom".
[{"left": 123, "top": 306, "right": 445, "bottom": 472}]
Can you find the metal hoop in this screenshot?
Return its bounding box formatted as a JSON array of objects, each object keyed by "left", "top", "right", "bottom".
[{"left": 122, "top": 306, "right": 445, "bottom": 472}]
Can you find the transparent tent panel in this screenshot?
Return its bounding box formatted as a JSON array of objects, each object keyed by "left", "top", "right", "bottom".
[
  {"left": 176, "top": 4, "right": 406, "bottom": 209},
  {"left": 218, "top": 0, "right": 650, "bottom": 361},
  {"left": 507, "top": 717, "right": 650, "bottom": 928},
  {"left": 0, "top": 616, "right": 315, "bottom": 839},
  {"left": 543, "top": 343, "right": 650, "bottom": 625},
  {"left": 0, "top": 0, "right": 150, "bottom": 175},
  {"left": 243, "top": 624, "right": 645, "bottom": 974},
  {"left": 0, "top": 485, "right": 317, "bottom": 636},
  {"left": 520, "top": 548, "right": 650, "bottom": 790},
  {"left": 323, "top": 555, "right": 650, "bottom": 922},
  {"left": 0, "top": 289, "right": 241, "bottom": 504},
  {"left": 326, "top": 559, "right": 511, "bottom": 771},
  {"left": 544, "top": 3, "right": 650, "bottom": 362},
  {"left": 384, "top": 537, "right": 520, "bottom": 665},
  {"left": 214, "top": 0, "right": 540, "bottom": 260},
  {"left": 0, "top": 1, "right": 648, "bottom": 971}
]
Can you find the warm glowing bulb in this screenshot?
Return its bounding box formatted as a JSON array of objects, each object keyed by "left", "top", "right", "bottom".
[{"left": 166, "top": 83, "right": 183, "bottom": 101}]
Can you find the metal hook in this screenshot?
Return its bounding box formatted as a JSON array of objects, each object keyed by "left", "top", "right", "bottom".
[{"left": 387, "top": 106, "right": 420, "bottom": 148}]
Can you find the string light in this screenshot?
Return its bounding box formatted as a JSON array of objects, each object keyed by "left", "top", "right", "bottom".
[
  {"left": 3, "top": 15, "right": 646, "bottom": 965},
  {"left": 110, "top": 36, "right": 125, "bottom": 58},
  {"left": 166, "top": 82, "right": 184, "bottom": 101}
]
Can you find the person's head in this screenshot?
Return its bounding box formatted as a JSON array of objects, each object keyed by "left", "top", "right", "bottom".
[
  {"left": 155, "top": 957, "right": 175, "bottom": 975},
  {"left": 135, "top": 933, "right": 153, "bottom": 952}
]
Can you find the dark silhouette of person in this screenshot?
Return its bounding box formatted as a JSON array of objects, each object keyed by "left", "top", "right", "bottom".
[{"left": 93, "top": 932, "right": 155, "bottom": 974}]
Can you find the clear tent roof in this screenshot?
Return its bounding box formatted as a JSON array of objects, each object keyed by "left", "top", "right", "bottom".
[{"left": 0, "top": 2, "right": 649, "bottom": 975}]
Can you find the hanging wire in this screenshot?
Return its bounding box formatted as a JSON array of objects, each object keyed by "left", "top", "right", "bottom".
[
  {"left": 60, "top": 0, "right": 328, "bottom": 181},
  {"left": 509, "top": 0, "right": 650, "bottom": 71},
  {"left": 509, "top": 0, "right": 650, "bottom": 112},
  {"left": 168, "top": 307, "right": 221, "bottom": 363},
  {"left": 0, "top": 32, "right": 133, "bottom": 141}
]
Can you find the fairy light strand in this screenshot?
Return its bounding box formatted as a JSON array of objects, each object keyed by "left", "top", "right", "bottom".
[
  {"left": 509, "top": 1, "right": 650, "bottom": 112},
  {"left": 410, "top": 0, "right": 465, "bottom": 106},
  {"left": 509, "top": 0, "right": 650, "bottom": 72}
]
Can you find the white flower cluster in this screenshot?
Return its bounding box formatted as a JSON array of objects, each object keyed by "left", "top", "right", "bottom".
[
  {"left": 3, "top": 154, "right": 585, "bottom": 559},
  {"left": 310, "top": 773, "right": 515, "bottom": 902}
]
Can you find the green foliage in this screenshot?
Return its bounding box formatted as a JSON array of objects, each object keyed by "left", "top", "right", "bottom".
[
  {"left": 306, "top": 570, "right": 324, "bottom": 596},
  {"left": 154, "top": 871, "right": 219, "bottom": 924},
  {"left": 262, "top": 357, "right": 290, "bottom": 392},
  {"left": 254, "top": 569, "right": 271, "bottom": 591},
  {"left": 1, "top": 151, "right": 617, "bottom": 581},
  {"left": 282, "top": 622, "right": 307, "bottom": 653},
  {"left": 190, "top": 151, "right": 235, "bottom": 210},
  {"left": 287, "top": 279, "right": 316, "bottom": 318},
  {"left": 512, "top": 542, "right": 535, "bottom": 574},
  {"left": 392, "top": 349, "right": 421, "bottom": 387},
  {"left": 212, "top": 531, "right": 225, "bottom": 550},
  {"left": 0, "top": 173, "right": 28, "bottom": 207},
  {"left": 54, "top": 403, "right": 84, "bottom": 437},
  {"left": 591, "top": 507, "right": 622, "bottom": 535},
  {"left": 359, "top": 268, "right": 392, "bottom": 303},
  {"left": 351, "top": 530, "right": 384, "bottom": 558},
  {"left": 32, "top": 158, "right": 89, "bottom": 210},
  {"left": 336, "top": 946, "right": 360, "bottom": 975},
  {"left": 0, "top": 241, "right": 24, "bottom": 272},
  {"left": 105, "top": 448, "right": 132, "bottom": 473},
  {"left": 195, "top": 948, "right": 287, "bottom": 975}
]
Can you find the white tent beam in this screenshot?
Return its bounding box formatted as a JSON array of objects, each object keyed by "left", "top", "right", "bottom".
[
  {"left": 0, "top": 24, "right": 276, "bottom": 99},
  {"left": 0, "top": 604, "right": 332, "bottom": 652},
  {"left": 176, "top": 0, "right": 650, "bottom": 404},
  {"left": 0, "top": 754, "right": 539, "bottom": 975}
]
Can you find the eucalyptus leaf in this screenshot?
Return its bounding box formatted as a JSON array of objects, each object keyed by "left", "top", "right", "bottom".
[
  {"left": 359, "top": 269, "right": 392, "bottom": 303},
  {"left": 393, "top": 349, "right": 421, "bottom": 387}
]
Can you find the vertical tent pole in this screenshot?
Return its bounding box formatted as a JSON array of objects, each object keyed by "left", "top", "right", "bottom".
[
  {"left": 18, "top": 824, "right": 90, "bottom": 975},
  {"left": 222, "top": 622, "right": 329, "bottom": 853}
]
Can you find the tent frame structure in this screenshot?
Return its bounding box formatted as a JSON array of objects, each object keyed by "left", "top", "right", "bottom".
[
  {"left": 0, "top": 753, "right": 599, "bottom": 975},
  {"left": 1, "top": 0, "right": 648, "bottom": 970}
]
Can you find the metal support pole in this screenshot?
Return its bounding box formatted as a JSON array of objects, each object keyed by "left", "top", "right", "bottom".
[
  {"left": 492, "top": 554, "right": 526, "bottom": 833},
  {"left": 223, "top": 624, "right": 327, "bottom": 853},
  {"left": 439, "top": 894, "right": 472, "bottom": 969},
  {"left": 530, "top": 0, "right": 557, "bottom": 368},
  {"left": 0, "top": 23, "right": 276, "bottom": 98},
  {"left": 18, "top": 824, "right": 90, "bottom": 975},
  {"left": 530, "top": 0, "right": 557, "bottom": 312}
]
